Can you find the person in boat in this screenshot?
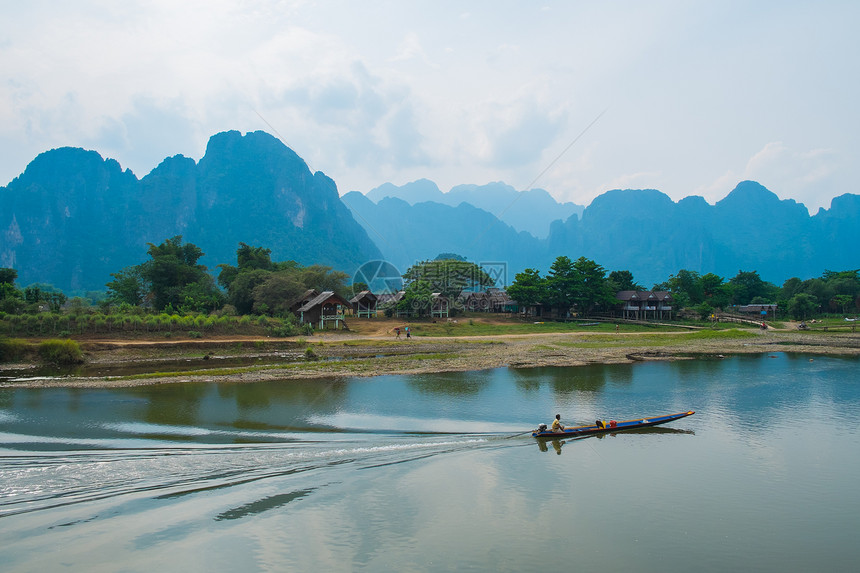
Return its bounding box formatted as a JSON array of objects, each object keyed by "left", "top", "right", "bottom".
[{"left": 551, "top": 414, "right": 565, "bottom": 433}]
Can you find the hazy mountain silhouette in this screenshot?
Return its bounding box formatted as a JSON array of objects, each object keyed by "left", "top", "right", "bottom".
[
  {"left": 342, "top": 191, "right": 541, "bottom": 282},
  {"left": 365, "top": 179, "right": 583, "bottom": 238},
  {"left": 349, "top": 181, "right": 859, "bottom": 287}
]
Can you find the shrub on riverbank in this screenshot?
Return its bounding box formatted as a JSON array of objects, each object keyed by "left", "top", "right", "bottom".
[
  {"left": 38, "top": 339, "right": 84, "bottom": 365},
  {"left": 0, "top": 337, "right": 30, "bottom": 362}
]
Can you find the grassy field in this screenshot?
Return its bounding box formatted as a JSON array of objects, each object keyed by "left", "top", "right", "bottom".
[{"left": 348, "top": 314, "right": 754, "bottom": 338}]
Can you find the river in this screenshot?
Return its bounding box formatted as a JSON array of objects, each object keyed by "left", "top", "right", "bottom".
[{"left": 1, "top": 353, "right": 858, "bottom": 572}]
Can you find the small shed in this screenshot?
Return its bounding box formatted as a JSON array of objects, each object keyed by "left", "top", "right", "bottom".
[
  {"left": 736, "top": 304, "right": 777, "bottom": 318},
  {"left": 377, "top": 291, "right": 409, "bottom": 317},
  {"left": 430, "top": 293, "right": 450, "bottom": 318},
  {"left": 350, "top": 290, "right": 378, "bottom": 318},
  {"left": 297, "top": 291, "right": 352, "bottom": 330}
]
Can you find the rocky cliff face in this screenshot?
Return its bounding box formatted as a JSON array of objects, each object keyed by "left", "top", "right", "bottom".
[{"left": 0, "top": 131, "right": 382, "bottom": 292}]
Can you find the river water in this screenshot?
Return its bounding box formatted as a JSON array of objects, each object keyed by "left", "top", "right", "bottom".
[{"left": 1, "top": 353, "right": 858, "bottom": 572}]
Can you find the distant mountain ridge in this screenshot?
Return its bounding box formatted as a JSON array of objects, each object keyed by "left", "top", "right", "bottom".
[
  {"left": 364, "top": 179, "right": 583, "bottom": 238},
  {"left": 346, "top": 180, "right": 860, "bottom": 287},
  {"left": 2, "top": 131, "right": 857, "bottom": 294},
  {"left": 0, "top": 131, "right": 382, "bottom": 292}
]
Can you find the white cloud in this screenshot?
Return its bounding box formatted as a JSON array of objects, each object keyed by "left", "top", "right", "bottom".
[{"left": 0, "top": 0, "right": 858, "bottom": 217}]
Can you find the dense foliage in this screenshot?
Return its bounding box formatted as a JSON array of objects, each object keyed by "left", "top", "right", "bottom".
[
  {"left": 397, "top": 258, "right": 495, "bottom": 316},
  {"left": 216, "top": 242, "right": 349, "bottom": 316},
  {"left": 654, "top": 268, "right": 860, "bottom": 319},
  {"left": 105, "top": 236, "right": 223, "bottom": 312},
  {"left": 507, "top": 256, "right": 617, "bottom": 317}
]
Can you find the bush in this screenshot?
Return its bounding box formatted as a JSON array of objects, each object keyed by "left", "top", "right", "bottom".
[
  {"left": 304, "top": 346, "right": 319, "bottom": 361},
  {"left": 269, "top": 324, "right": 300, "bottom": 337},
  {"left": 0, "top": 338, "right": 30, "bottom": 362},
  {"left": 38, "top": 339, "right": 84, "bottom": 365},
  {"left": 693, "top": 302, "right": 715, "bottom": 320},
  {"left": 187, "top": 330, "right": 202, "bottom": 339}
]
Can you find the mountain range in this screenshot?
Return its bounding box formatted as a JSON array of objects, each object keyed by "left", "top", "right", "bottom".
[
  {"left": 365, "top": 179, "right": 583, "bottom": 239},
  {"left": 1, "top": 130, "right": 858, "bottom": 293},
  {"left": 344, "top": 181, "right": 860, "bottom": 288},
  {"left": 0, "top": 131, "right": 382, "bottom": 292}
]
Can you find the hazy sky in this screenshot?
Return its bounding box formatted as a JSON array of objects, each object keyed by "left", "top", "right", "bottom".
[{"left": 2, "top": 1, "right": 858, "bottom": 213}]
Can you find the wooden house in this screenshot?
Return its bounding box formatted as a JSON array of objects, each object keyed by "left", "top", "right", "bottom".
[
  {"left": 350, "top": 290, "right": 378, "bottom": 318},
  {"left": 616, "top": 291, "right": 673, "bottom": 320},
  {"left": 297, "top": 291, "right": 352, "bottom": 329}
]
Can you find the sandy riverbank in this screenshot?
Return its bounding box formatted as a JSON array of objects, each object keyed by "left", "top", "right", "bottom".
[{"left": 4, "top": 328, "right": 859, "bottom": 388}]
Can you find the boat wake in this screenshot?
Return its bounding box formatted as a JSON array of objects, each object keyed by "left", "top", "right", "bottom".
[{"left": 0, "top": 429, "right": 498, "bottom": 520}]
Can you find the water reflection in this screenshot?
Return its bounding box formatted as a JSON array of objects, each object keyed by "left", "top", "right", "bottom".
[
  {"left": 407, "top": 371, "right": 491, "bottom": 395},
  {"left": 139, "top": 383, "right": 208, "bottom": 428},
  {"left": 537, "top": 438, "right": 566, "bottom": 455},
  {"left": 1, "top": 354, "right": 856, "bottom": 446},
  {"left": 534, "top": 427, "right": 696, "bottom": 455}
]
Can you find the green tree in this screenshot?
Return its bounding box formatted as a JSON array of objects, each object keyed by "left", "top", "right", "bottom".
[
  {"left": 667, "top": 269, "right": 703, "bottom": 308},
  {"left": 608, "top": 270, "right": 643, "bottom": 292},
  {"left": 788, "top": 293, "right": 818, "bottom": 319},
  {"left": 544, "top": 256, "right": 577, "bottom": 316},
  {"left": 226, "top": 269, "right": 272, "bottom": 314},
  {"left": 402, "top": 259, "right": 495, "bottom": 300},
  {"left": 251, "top": 273, "right": 305, "bottom": 316},
  {"left": 507, "top": 268, "right": 546, "bottom": 314},
  {"left": 351, "top": 281, "right": 369, "bottom": 296},
  {"left": 0, "top": 268, "right": 18, "bottom": 286},
  {"left": 780, "top": 277, "right": 803, "bottom": 300},
  {"left": 397, "top": 279, "right": 434, "bottom": 317},
  {"left": 571, "top": 257, "right": 616, "bottom": 316},
  {"left": 139, "top": 236, "right": 223, "bottom": 311},
  {"left": 0, "top": 268, "right": 23, "bottom": 312},
  {"left": 728, "top": 270, "right": 778, "bottom": 306},
  {"left": 299, "top": 265, "right": 350, "bottom": 297},
  {"left": 217, "top": 243, "right": 350, "bottom": 315},
  {"left": 107, "top": 266, "right": 148, "bottom": 306},
  {"left": 830, "top": 294, "right": 855, "bottom": 314},
  {"left": 237, "top": 242, "right": 276, "bottom": 271}
]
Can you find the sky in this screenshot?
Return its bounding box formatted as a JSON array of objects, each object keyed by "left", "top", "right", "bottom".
[{"left": 2, "top": 0, "right": 858, "bottom": 214}]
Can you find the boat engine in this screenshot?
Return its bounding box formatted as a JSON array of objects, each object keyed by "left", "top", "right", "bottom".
[{"left": 537, "top": 424, "right": 547, "bottom": 433}]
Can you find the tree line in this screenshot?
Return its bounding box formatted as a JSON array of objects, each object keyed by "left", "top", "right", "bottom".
[
  {"left": 506, "top": 257, "right": 860, "bottom": 320},
  {"left": 1, "top": 236, "right": 859, "bottom": 332}
]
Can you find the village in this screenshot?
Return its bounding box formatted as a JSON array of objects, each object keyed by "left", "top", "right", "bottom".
[{"left": 298, "top": 287, "right": 777, "bottom": 331}]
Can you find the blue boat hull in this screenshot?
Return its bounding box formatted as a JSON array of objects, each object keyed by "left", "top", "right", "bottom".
[{"left": 532, "top": 410, "right": 695, "bottom": 438}]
